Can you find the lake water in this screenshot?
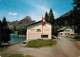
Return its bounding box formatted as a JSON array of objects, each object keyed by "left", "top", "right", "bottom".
[{"left": 9, "top": 34, "right": 26, "bottom": 43}]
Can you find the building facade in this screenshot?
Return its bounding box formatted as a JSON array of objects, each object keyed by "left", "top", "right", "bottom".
[
  {"left": 26, "top": 21, "right": 52, "bottom": 40},
  {"left": 58, "top": 27, "right": 74, "bottom": 37}
]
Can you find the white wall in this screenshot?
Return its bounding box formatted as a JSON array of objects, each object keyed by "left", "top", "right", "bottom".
[
  {"left": 26, "top": 22, "right": 52, "bottom": 40},
  {"left": 58, "top": 28, "right": 74, "bottom": 37}
]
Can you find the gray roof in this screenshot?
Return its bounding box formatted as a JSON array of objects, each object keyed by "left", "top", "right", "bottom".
[{"left": 27, "top": 20, "right": 51, "bottom": 27}]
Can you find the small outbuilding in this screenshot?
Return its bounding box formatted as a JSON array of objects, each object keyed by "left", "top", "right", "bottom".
[{"left": 26, "top": 20, "right": 52, "bottom": 40}]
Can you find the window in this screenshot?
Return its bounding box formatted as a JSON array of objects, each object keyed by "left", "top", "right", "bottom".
[
  {"left": 72, "top": 30, "right": 74, "bottom": 32},
  {"left": 31, "top": 29, "right": 35, "bottom": 31},
  {"left": 65, "top": 33, "right": 69, "bottom": 35},
  {"left": 68, "top": 30, "right": 70, "bottom": 32},
  {"left": 65, "top": 30, "right": 66, "bottom": 31},
  {"left": 23, "top": 42, "right": 26, "bottom": 44},
  {"left": 65, "top": 33, "right": 67, "bottom": 35},
  {"left": 61, "top": 33, "right": 63, "bottom": 35},
  {"left": 68, "top": 33, "right": 70, "bottom": 35},
  {"left": 37, "top": 29, "right": 41, "bottom": 32},
  {"left": 41, "top": 35, "right": 48, "bottom": 38}
]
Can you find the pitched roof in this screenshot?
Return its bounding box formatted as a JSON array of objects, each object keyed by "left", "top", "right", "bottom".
[
  {"left": 57, "top": 27, "right": 74, "bottom": 32},
  {"left": 27, "top": 20, "right": 51, "bottom": 27}
]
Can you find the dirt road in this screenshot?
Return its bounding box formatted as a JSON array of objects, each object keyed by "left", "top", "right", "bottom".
[
  {"left": 52, "top": 37, "right": 80, "bottom": 57},
  {"left": 1, "top": 37, "right": 80, "bottom": 57}
]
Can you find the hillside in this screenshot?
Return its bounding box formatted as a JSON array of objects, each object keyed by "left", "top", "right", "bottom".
[
  {"left": 60, "top": 10, "right": 73, "bottom": 18},
  {"left": 8, "top": 16, "right": 35, "bottom": 29},
  {"left": 56, "top": 10, "right": 74, "bottom": 26},
  {"left": 16, "top": 16, "right": 34, "bottom": 28},
  {"left": 8, "top": 20, "right": 19, "bottom": 28}
]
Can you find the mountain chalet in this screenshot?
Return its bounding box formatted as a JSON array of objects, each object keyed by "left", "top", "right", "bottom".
[
  {"left": 57, "top": 27, "right": 74, "bottom": 37},
  {"left": 26, "top": 21, "right": 52, "bottom": 40}
]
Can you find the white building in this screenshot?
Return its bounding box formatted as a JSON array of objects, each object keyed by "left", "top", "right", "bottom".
[
  {"left": 58, "top": 27, "right": 74, "bottom": 37},
  {"left": 26, "top": 21, "right": 52, "bottom": 40}
]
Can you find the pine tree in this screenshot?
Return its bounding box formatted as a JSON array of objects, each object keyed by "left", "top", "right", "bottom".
[
  {"left": 49, "top": 8, "right": 55, "bottom": 25},
  {"left": 49, "top": 8, "right": 55, "bottom": 37},
  {"left": 72, "top": 0, "right": 80, "bottom": 33},
  {"left": 45, "top": 12, "right": 49, "bottom": 22},
  {"left": 2, "top": 17, "right": 10, "bottom": 43},
  {"left": 73, "top": 0, "right": 80, "bottom": 10},
  {"left": 0, "top": 20, "right": 2, "bottom": 45}
]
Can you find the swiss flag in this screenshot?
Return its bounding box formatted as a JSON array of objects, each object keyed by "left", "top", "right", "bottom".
[{"left": 42, "top": 17, "right": 46, "bottom": 24}]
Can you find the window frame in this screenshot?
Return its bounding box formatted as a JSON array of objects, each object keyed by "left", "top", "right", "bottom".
[
  {"left": 37, "top": 29, "right": 41, "bottom": 32},
  {"left": 41, "top": 35, "right": 48, "bottom": 38},
  {"left": 60, "top": 33, "right": 63, "bottom": 35}
]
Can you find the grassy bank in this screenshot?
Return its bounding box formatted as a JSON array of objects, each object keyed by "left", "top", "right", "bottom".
[
  {"left": 26, "top": 39, "right": 57, "bottom": 48},
  {"left": 9, "top": 54, "right": 33, "bottom": 57},
  {"left": 0, "top": 47, "right": 7, "bottom": 52},
  {"left": 75, "top": 38, "right": 80, "bottom": 41},
  {"left": 0, "top": 45, "right": 9, "bottom": 52}
]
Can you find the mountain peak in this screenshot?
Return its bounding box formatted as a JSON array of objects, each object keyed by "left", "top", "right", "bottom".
[{"left": 8, "top": 16, "right": 35, "bottom": 28}]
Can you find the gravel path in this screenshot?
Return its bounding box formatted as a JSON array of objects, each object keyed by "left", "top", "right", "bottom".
[{"left": 1, "top": 37, "right": 80, "bottom": 57}]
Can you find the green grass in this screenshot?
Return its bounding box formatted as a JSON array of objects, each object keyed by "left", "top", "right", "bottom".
[
  {"left": 25, "top": 55, "right": 34, "bottom": 57},
  {"left": 75, "top": 38, "right": 80, "bottom": 41},
  {"left": 0, "top": 47, "right": 7, "bottom": 52},
  {"left": 9, "top": 54, "right": 24, "bottom": 57},
  {"left": 26, "top": 39, "right": 57, "bottom": 48},
  {"left": 0, "top": 45, "right": 9, "bottom": 52},
  {"left": 9, "top": 54, "right": 33, "bottom": 57}
]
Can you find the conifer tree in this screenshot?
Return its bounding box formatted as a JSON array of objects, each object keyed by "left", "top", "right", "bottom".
[
  {"left": 49, "top": 8, "right": 55, "bottom": 25},
  {"left": 48, "top": 8, "right": 55, "bottom": 37},
  {"left": 45, "top": 12, "right": 49, "bottom": 22},
  {"left": 2, "top": 17, "right": 10, "bottom": 43},
  {"left": 73, "top": 0, "right": 80, "bottom": 10},
  {"left": 72, "top": 0, "right": 80, "bottom": 33},
  {"left": 0, "top": 20, "right": 2, "bottom": 45}
]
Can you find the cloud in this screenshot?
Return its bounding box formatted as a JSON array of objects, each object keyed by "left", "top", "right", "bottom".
[
  {"left": 8, "top": 12, "right": 18, "bottom": 16},
  {"left": 28, "top": 5, "right": 58, "bottom": 21}
]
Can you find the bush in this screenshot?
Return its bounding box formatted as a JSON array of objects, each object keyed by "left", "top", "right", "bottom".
[{"left": 26, "top": 39, "right": 57, "bottom": 48}]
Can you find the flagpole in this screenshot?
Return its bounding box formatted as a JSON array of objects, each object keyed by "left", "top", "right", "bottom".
[
  {"left": 42, "top": 23, "right": 43, "bottom": 35},
  {"left": 42, "top": 24, "right": 43, "bottom": 35},
  {"left": 42, "top": 17, "right": 46, "bottom": 38},
  {"left": 42, "top": 17, "right": 43, "bottom": 38}
]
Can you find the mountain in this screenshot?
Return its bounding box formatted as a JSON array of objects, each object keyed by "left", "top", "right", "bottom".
[
  {"left": 17, "top": 16, "right": 34, "bottom": 27},
  {"left": 8, "top": 20, "right": 19, "bottom": 28},
  {"left": 56, "top": 10, "right": 75, "bottom": 26},
  {"left": 8, "top": 16, "right": 35, "bottom": 29}
]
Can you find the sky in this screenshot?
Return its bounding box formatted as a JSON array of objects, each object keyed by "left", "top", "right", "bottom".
[{"left": 0, "top": 0, "right": 73, "bottom": 22}]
